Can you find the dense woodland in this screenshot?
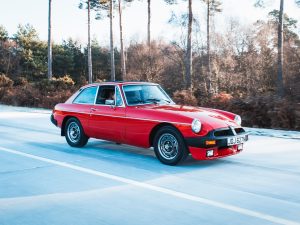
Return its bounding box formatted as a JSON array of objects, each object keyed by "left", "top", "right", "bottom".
[{"left": 0, "top": 0, "right": 299, "bottom": 130}]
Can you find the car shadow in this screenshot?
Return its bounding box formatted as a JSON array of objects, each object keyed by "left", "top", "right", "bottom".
[
  {"left": 87, "top": 139, "right": 228, "bottom": 166},
  {"left": 25, "top": 139, "right": 233, "bottom": 177}
]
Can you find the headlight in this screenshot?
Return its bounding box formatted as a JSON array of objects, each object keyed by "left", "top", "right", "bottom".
[
  {"left": 234, "top": 115, "right": 242, "bottom": 125},
  {"left": 191, "top": 119, "right": 202, "bottom": 133}
]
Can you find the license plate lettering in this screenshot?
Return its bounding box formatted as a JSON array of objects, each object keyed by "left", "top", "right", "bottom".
[
  {"left": 236, "top": 137, "right": 243, "bottom": 144},
  {"left": 228, "top": 137, "right": 236, "bottom": 145},
  {"left": 227, "top": 135, "right": 246, "bottom": 146}
]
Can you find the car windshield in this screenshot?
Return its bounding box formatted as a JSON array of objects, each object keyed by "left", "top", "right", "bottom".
[{"left": 123, "top": 85, "right": 174, "bottom": 106}]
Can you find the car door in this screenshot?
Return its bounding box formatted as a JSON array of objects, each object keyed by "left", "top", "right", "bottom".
[
  {"left": 89, "top": 85, "right": 126, "bottom": 143},
  {"left": 121, "top": 84, "right": 160, "bottom": 148}
]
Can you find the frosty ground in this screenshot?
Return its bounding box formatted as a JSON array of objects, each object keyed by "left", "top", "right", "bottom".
[{"left": 0, "top": 105, "right": 299, "bottom": 225}]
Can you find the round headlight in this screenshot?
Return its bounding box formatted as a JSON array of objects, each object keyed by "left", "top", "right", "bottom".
[
  {"left": 234, "top": 115, "right": 242, "bottom": 125},
  {"left": 191, "top": 119, "right": 202, "bottom": 133}
]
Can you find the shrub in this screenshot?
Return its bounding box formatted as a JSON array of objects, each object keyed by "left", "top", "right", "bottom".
[
  {"left": 34, "top": 75, "right": 75, "bottom": 94},
  {"left": 212, "top": 92, "right": 233, "bottom": 103},
  {"left": 0, "top": 74, "right": 13, "bottom": 88},
  {"left": 56, "top": 75, "right": 75, "bottom": 88},
  {"left": 0, "top": 82, "right": 73, "bottom": 108},
  {"left": 0, "top": 74, "right": 14, "bottom": 100},
  {"left": 13, "top": 77, "right": 28, "bottom": 86},
  {"left": 0, "top": 83, "right": 39, "bottom": 107},
  {"left": 94, "top": 78, "right": 106, "bottom": 83},
  {"left": 75, "top": 76, "right": 88, "bottom": 86},
  {"left": 40, "top": 90, "right": 73, "bottom": 108},
  {"left": 207, "top": 95, "right": 299, "bottom": 130},
  {"left": 172, "top": 90, "right": 198, "bottom": 106}
]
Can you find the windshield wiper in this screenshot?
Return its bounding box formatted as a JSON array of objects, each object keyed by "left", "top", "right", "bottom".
[
  {"left": 161, "top": 99, "right": 171, "bottom": 103},
  {"left": 130, "top": 100, "right": 146, "bottom": 104},
  {"left": 144, "top": 98, "right": 171, "bottom": 104}
]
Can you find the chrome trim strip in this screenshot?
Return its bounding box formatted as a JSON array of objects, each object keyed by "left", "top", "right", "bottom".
[
  {"left": 94, "top": 85, "right": 100, "bottom": 105},
  {"left": 230, "top": 126, "right": 237, "bottom": 136},
  {"left": 115, "top": 85, "right": 125, "bottom": 107}
]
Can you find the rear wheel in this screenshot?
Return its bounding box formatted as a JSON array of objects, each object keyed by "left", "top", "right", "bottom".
[
  {"left": 65, "top": 118, "right": 88, "bottom": 147},
  {"left": 153, "top": 126, "right": 188, "bottom": 165}
]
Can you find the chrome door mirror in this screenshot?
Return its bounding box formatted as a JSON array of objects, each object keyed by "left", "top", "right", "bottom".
[{"left": 105, "top": 99, "right": 115, "bottom": 105}]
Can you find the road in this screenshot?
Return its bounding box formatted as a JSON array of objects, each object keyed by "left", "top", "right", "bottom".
[{"left": 0, "top": 105, "right": 300, "bottom": 225}]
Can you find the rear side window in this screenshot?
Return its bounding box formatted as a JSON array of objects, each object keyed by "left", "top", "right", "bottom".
[{"left": 73, "top": 86, "right": 97, "bottom": 104}]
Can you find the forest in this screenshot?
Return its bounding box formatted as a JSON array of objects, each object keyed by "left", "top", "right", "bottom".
[{"left": 0, "top": 0, "right": 299, "bottom": 130}]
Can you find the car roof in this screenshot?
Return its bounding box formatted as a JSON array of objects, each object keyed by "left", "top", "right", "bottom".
[{"left": 82, "top": 81, "right": 158, "bottom": 88}]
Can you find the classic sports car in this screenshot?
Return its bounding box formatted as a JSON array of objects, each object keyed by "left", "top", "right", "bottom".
[{"left": 51, "top": 82, "right": 248, "bottom": 165}]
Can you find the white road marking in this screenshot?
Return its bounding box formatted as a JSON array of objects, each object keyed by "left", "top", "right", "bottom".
[
  {"left": 0, "top": 112, "right": 49, "bottom": 119},
  {"left": 0, "top": 146, "right": 299, "bottom": 225}
]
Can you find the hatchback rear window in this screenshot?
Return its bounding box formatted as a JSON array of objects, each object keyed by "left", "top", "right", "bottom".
[{"left": 73, "top": 86, "right": 97, "bottom": 104}]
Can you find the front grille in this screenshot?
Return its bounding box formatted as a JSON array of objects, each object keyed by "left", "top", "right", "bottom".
[
  {"left": 214, "top": 129, "right": 233, "bottom": 137},
  {"left": 214, "top": 127, "right": 245, "bottom": 137},
  {"left": 234, "top": 128, "right": 245, "bottom": 134}
]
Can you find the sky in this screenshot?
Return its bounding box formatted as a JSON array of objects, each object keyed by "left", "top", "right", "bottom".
[{"left": 0, "top": 0, "right": 299, "bottom": 47}]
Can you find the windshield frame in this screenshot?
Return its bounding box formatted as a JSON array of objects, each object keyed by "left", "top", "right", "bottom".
[{"left": 121, "top": 84, "right": 174, "bottom": 106}]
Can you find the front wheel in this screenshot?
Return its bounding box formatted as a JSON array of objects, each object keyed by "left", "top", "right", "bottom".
[
  {"left": 153, "top": 126, "right": 189, "bottom": 165},
  {"left": 65, "top": 118, "right": 89, "bottom": 147}
]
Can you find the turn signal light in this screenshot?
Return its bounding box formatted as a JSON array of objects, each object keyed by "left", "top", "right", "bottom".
[{"left": 205, "top": 140, "right": 216, "bottom": 146}]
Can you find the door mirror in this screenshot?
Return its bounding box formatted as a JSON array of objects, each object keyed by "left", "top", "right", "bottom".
[{"left": 105, "top": 99, "right": 115, "bottom": 105}]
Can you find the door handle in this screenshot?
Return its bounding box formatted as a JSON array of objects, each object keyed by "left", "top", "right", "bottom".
[{"left": 90, "top": 107, "right": 97, "bottom": 111}]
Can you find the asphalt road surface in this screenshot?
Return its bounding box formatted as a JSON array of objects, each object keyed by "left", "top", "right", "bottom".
[{"left": 0, "top": 106, "right": 300, "bottom": 225}]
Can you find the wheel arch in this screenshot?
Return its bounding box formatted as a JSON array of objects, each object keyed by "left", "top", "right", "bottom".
[
  {"left": 149, "top": 123, "right": 183, "bottom": 147},
  {"left": 61, "top": 116, "right": 75, "bottom": 136}
]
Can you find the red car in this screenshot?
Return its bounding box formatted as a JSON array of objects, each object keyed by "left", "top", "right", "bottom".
[{"left": 51, "top": 82, "right": 248, "bottom": 165}]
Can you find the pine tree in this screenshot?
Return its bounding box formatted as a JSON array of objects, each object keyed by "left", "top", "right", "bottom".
[
  {"left": 202, "top": 0, "right": 222, "bottom": 94},
  {"left": 185, "top": 0, "right": 193, "bottom": 90},
  {"left": 255, "top": 0, "right": 300, "bottom": 97},
  {"left": 84, "top": 0, "right": 132, "bottom": 81},
  {"left": 87, "top": 0, "right": 93, "bottom": 83},
  {"left": 147, "top": 0, "right": 151, "bottom": 46},
  {"left": 165, "top": 0, "right": 194, "bottom": 90}
]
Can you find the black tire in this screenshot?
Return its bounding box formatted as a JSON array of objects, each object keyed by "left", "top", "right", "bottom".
[
  {"left": 65, "top": 117, "right": 89, "bottom": 147},
  {"left": 153, "top": 126, "right": 188, "bottom": 165}
]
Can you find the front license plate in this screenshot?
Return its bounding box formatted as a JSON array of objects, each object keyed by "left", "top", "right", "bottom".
[{"left": 227, "top": 135, "right": 247, "bottom": 146}]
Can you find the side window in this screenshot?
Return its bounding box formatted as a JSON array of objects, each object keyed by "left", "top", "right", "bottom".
[
  {"left": 73, "top": 86, "right": 97, "bottom": 104},
  {"left": 115, "top": 87, "right": 123, "bottom": 106},
  {"left": 95, "top": 85, "right": 115, "bottom": 105}
]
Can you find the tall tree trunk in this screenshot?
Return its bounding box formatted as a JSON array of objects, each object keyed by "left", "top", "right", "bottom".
[
  {"left": 147, "top": 0, "right": 151, "bottom": 47},
  {"left": 47, "top": 0, "right": 52, "bottom": 79},
  {"left": 207, "top": 0, "right": 212, "bottom": 94},
  {"left": 277, "top": 0, "right": 284, "bottom": 97},
  {"left": 6, "top": 50, "right": 11, "bottom": 75},
  {"left": 147, "top": 0, "right": 152, "bottom": 82},
  {"left": 110, "top": 0, "right": 116, "bottom": 81},
  {"left": 185, "top": 0, "right": 193, "bottom": 90},
  {"left": 118, "top": 0, "right": 126, "bottom": 80},
  {"left": 88, "top": 0, "right": 93, "bottom": 84}
]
